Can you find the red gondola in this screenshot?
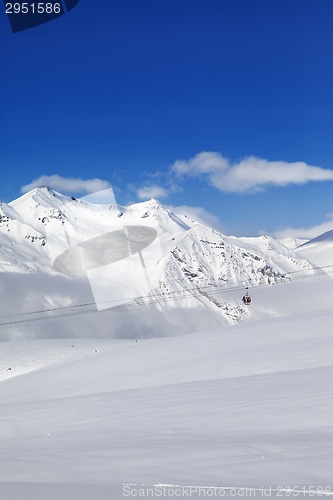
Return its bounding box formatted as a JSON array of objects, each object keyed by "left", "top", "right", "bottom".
[{"left": 242, "top": 287, "right": 251, "bottom": 305}]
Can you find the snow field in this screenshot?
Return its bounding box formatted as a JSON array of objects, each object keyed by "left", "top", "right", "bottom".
[{"left": 1, "top": 309, "right": 333, "bottom": 498}]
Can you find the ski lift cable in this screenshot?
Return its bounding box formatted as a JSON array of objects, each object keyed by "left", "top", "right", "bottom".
[
  {"left": 1, "top": 263, "right": 333, "bottom": 327},
  {"left": 0, "top": 261, "right": 331, "bottom": 321},
  {"left": 1, "top": 263, "right": 333, "bottom": 323},
  {"left": 0, "top": 277, "right": 284, "bottom": 321},
  {"left": 0, "top": 276, "right": 259, "bottom": 320},
  {"left": 2, "top": 266, "right": 333, "bottom": 328}
]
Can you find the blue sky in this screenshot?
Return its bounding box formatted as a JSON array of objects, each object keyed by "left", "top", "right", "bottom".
[{"left": 1, "top": 0, "right": 333, "bottom": 237}]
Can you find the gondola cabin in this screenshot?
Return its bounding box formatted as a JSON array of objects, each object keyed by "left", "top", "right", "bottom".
[{"left": 242, "top": 288, "right": 251, "bottom": 305}]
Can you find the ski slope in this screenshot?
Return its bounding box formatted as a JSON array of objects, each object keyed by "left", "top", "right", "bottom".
[{"left": 1, "top": 306, "right": 333, "bottom": 499}]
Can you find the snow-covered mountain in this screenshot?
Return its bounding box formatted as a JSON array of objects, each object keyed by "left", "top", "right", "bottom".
[{"left": 0, "top": 188, "right": 320, "bottom": 337}]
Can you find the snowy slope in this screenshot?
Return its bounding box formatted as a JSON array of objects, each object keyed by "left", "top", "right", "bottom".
[
  {"left": 1, "top": 307, "right": 333, "bottom": 499},
  {"left": 295, "top": 229, "right": 333, "bottom": 268},
  {"left": 278, "top": 236, "right": 308, "bottom": 250},
  {"left": 0, "top": 188, "right": 319, "bottom": 337}
]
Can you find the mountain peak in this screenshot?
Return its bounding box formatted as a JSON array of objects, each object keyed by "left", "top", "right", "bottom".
[{"left": 9, "top": 186, "right": 73, "bottom": 209}]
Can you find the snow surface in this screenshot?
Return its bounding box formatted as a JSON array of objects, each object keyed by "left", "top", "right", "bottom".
[{"left": 1, "top": 304, "right": 333, "bottom": 499}]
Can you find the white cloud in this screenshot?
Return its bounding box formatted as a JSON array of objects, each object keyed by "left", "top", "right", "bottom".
[
  {"left": 171, "top": 151, "right": 333, "bottom": 193},
  {"left": 136, "top": 185, "right": 168, "bottom": 200},
  {"left": 21, "top": 175, "right": 111, "bottom": 195},
  {"left": 166, "top": 204, "right": 226, "bottom": 232}
]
